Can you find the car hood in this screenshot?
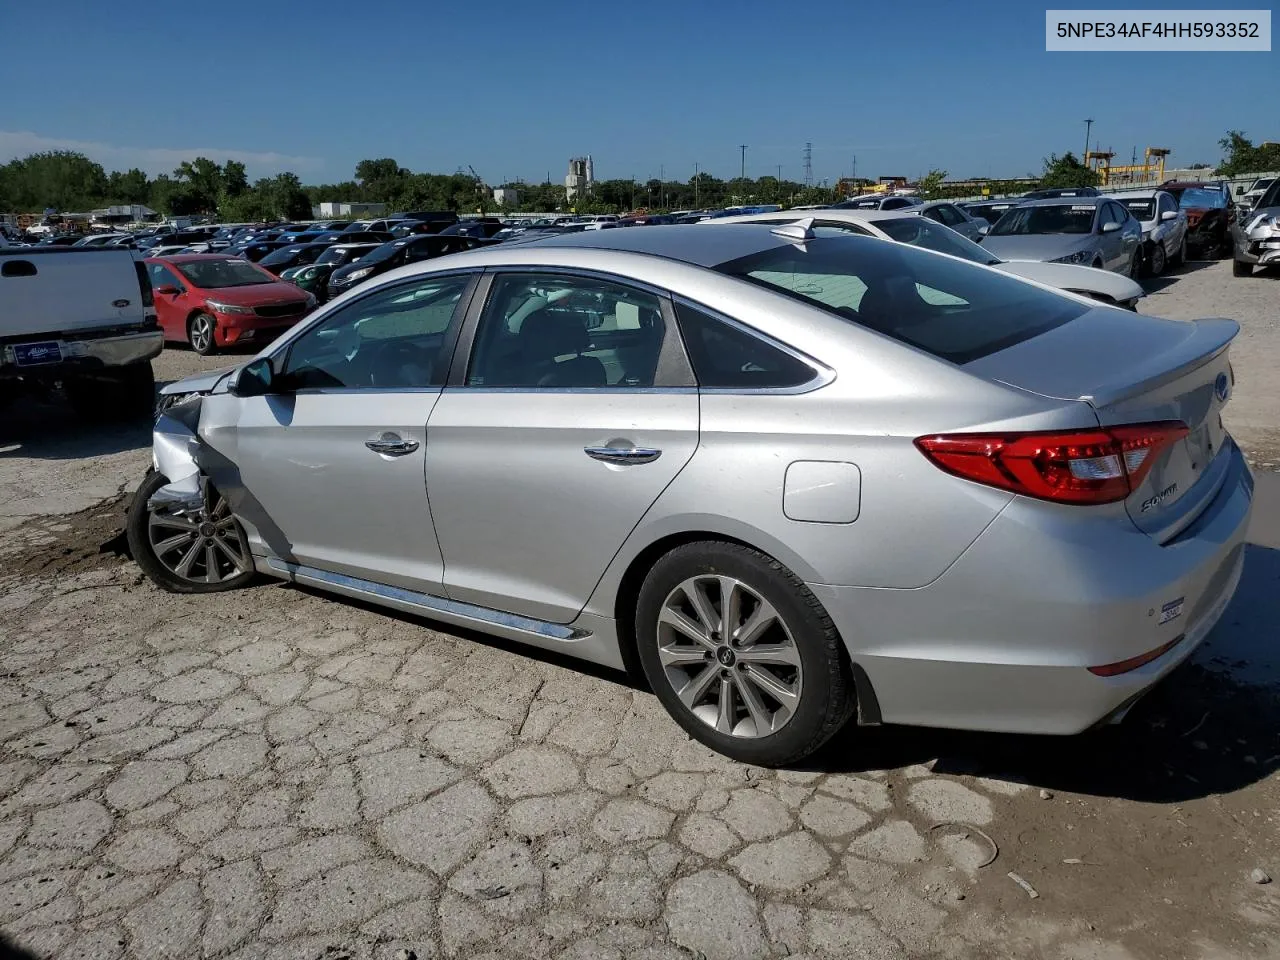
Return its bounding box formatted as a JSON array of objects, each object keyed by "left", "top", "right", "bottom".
[
  {"left": 198, "top": 281, "right": 308, "bottom": 305},
  {"left": 991, "top": 260, "right": 1144, "bottom": 302},
  {"left": 158, "top": 364, "right": 240, "bottom": 396},
  {"left": 979, "top": 234, "right": 1095, "bottom": 262}
]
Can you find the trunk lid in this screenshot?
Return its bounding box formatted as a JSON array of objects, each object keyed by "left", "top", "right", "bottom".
[{"left": 964, "top": 308, "right": 1238, "bottom": 541}]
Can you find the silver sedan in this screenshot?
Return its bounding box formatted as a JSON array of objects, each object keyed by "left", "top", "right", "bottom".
[{"left": 129, "top": 224, "right": 1252, "bottom": 766}]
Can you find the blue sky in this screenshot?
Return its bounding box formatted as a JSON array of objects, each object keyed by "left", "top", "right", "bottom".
[{"left": 0, "top": 1, "right": 1273, "bottom": 185}]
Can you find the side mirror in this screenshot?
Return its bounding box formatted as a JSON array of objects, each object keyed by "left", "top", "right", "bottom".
[
  {"left": 155, "top": 285, "right": 179, "bottom": 296},
  {"left": 978, "top": 223, "right": 990, "bottom": 235},
  {"left": 232, "top": 357, "right": 278, "bottom": 398},
  {"left": 1101, "top": 221, "right": 1121, "bottom": 233},
  {"left": 1160, "top": 210, "right": 1179, "bottom": 221}
]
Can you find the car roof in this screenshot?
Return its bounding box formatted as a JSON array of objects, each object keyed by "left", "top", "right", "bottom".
[
  {"left": 706, "top": 208, "right": 920, "bottom": 226},
  {"left": 147, "top": 253, "right": 243, "bottom": 263},
  {"left": 1113, "top": 190, "right": 1164, "bottom": 200},
  {"left": 1018, "top": 196, "right": 1105, "bottom": 207},
  {"left": 448, "top": 223, "right": 831, "bottom": 269}
]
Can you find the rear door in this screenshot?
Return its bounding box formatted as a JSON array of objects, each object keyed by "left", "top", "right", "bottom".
[{"left": 425, "top": 270, "right": 699, "bottom": 623}]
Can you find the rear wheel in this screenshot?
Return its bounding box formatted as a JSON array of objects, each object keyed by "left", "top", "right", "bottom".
[
  {"left": 635, "top": 541, "right": 855, "bottom": 766},
  {"left": 1233, "top": 259, "right": 1254, "bottom": 277},
  {"left": 126, "top": 470, "right": 255, "bottom": 594},
  {"left": 188, "top": 312, "right": 218, "bottom": 355}
]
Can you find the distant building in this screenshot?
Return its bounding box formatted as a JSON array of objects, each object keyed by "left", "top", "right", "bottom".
[
  {"left": 91, "top": 204, "right": 157, "bottom": 225},
  {"left": 313, "top": 201, "right": 388, "bottom": 218},
  {"left": 565, "top": 156, "right": 594, "bottom": 200},
  {"left": 493, "top": 187, "right": 521, "bottom": 208}
]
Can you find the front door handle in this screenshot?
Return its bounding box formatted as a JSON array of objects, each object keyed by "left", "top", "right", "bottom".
[
  {"left": 584, "top": 445, "right": 662, "bottom": 465},
  {"left": 365, "top": 433, "right": 419, "bottom": 457}
]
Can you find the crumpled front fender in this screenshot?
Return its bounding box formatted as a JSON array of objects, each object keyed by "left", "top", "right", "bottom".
[{"left": 149, "top": 404, "right": 206, "bottom": 512}]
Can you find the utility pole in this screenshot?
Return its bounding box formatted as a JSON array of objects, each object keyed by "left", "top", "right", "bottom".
[
  {"left": 776, "top": 164, "right": 782, "bottom": 181},
  {"left": 1082, "top": 118, "right": 1094, "bottom": 161},
  {"left": 803, "top": 142, "right": 813, "bottom": 187},
  {"left": 851, "top": 154, "right": 857, "bottom": 182},
  {"left": 694, "top": 162, "right": 699, "bottom": 208},
  {"left": 739, "top": 145, "right": 747, "bottom": 180},
  {"left": 659, "top": 164, "right": 664, "bottom": 209}
]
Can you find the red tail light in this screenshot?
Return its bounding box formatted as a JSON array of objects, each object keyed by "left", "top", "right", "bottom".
[{"left": 915, "top": 422, "right": 1189, "bottom": 505}]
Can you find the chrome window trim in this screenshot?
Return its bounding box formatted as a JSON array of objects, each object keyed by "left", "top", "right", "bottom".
[{"left": 671, "top": 297, "right": 836, "bottom": 396}]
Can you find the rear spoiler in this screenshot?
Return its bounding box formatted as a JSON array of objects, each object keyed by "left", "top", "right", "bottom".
[{"left": 1083, "top": 317, "right": 1237, "bottom": 409}]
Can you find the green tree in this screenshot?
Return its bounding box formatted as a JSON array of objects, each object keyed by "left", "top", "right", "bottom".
[
  {"left": 916, "top": 169, "right": 948, "bottom": 199},
  {"left": 173, "top": 157, "right": 224, "bottom": 213},
  {"left": 1216, "top": 130, "right": 1280, "bottom": 177},
  {"left": 105, "top": 168, "right": 150, "bottom": 205},
  {"left": 0, "top": 151, "right": 109, "bottom": 211},
  {"left": 1039, "top": 152, "right": 1099, "bottom": 189}
]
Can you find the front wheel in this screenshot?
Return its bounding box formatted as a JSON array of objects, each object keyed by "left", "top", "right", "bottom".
[
  {"left": 1171, "top": 233, "right": 1187, "bottom": 267},
  {"left": 126, "top": 471, "right": 256, "bottom": 593},
  {"left": 1147, "top": 242, "right": 1167, "bottom": 277},
  {"left": 635, "top": 541, "right": 855, "bottom": 766},
  {"left": 188, "top": 312, "right": 218, "bottom": 356}
]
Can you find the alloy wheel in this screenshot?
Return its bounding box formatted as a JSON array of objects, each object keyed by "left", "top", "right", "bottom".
[
  {"left": 189, "top": 314, "right": 214, "bottom": 353},
  {"left": 656, "top": 574, "right": 803, "bottom": 738},
  {"left": 1150, "top": 243, "right": 1166, "bottom": 276},
  {"left": 147, "top": 483, "right": 250, "bottom": 585}
]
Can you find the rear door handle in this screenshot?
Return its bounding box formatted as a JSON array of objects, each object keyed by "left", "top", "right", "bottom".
[
  {"left": 365, "top": 433, "right": 419, "bottom": 457},
  {"left": 584, "top": 445, "right": 662, "bottom": 465}
]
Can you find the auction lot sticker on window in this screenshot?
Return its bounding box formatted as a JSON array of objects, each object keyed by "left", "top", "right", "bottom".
[{"left": 1046, "top": 10, "right": 1271, "bottom": 50}]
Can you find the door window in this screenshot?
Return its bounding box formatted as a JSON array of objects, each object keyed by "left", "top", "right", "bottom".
[
  {"left": 148, "top": 263, "right": 183, "bottom": 291},
  {"left": 935, "top": 205, "right": 966, "bottom": 226},
  {"left": 467, "top": 274, "right": 667, "bottom": 388},
  {"left": 279, "top": 274, "right": 471, "bottom": 390},
  {"left": 675, "top": 302, "right": 817, "bottom": 389}
]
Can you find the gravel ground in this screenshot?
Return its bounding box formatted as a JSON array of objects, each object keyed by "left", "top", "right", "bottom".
[{"left": 0, "top": 260, "right": 1278, "bottom": 960}]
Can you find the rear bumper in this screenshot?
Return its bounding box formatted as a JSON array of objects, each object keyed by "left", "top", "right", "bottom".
[
  {"left": 810, "top": 442, "right": 1253, "bottom": 735},
  {"left": 1, "top": 329, "right": 162, "bottom": 378}
]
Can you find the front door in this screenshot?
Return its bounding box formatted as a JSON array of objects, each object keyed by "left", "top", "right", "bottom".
[
  {"left": 231, "top": 272, "right": 475, "bottom": 592},
  {"left": 146, "top": 261, "right": 190, "bottom": 341},
  {"left": 426, "top": 271, "right": 699, "bottom": 624}
]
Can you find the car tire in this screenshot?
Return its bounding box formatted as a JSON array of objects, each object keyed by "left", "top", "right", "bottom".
[
  {"left": 126, "top": 470, "right": 256, "bottom": 594},
  {"left": 64, "top": 361, "right": 154, "bottom": 421},
  {"left": 1233, "top": 259, "right": 1254, "bottom": 277},
  {"left": 1147, "top": 242, "right": 1166, "bottom": 277},
  {"left": 634, "top": 541, "right": 855, "bottom": 766},
  {"left": 188, "top": 312, "right": 218, "bottom": 356},
  {"left": 1127, "top": 249, "right": 1141, "bottom": 279},
  {"left": 1171, "top": 234, "right": 1187, "bottom": 267}
]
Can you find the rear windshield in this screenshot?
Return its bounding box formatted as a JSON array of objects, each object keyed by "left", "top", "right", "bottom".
[
  {"left": 1173, "top": 188, "right": 1226, "bottom": 209},
  {"left": 1122, "top": 199, "right": 1156, "bottom": 220},
  {"left": 714, "top": 235, "right": 1085, "bottom": 364},
  {"left": 869, "top": 218, "right": 1001, "bottom": 266},
  {"left": 988, "top": 204, "right": 1096, "bottom": 235}
]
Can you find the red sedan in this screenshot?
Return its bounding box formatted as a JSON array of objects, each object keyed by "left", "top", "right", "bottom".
[{"left": 145, "top": 254, "right": 316, "bottom": 355}]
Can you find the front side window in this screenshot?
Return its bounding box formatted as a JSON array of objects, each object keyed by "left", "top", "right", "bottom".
[
  {"left": 716, "top": 236, "right": 1086, "bottom": 365},
  {"left": 468, "top": 274, "right": 666, "bottom": 388},
  {"left": 279, "top": 275, "right": 471, "bottom": 390},
  {"left": 676, "top": 302, "right": 816, "bottom": 389}
]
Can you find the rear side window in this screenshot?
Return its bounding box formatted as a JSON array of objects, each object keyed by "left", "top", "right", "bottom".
[
  {"left": 715, "top": 235, "right": 1086, "bottom": 365},
  {"left": 675, "top": 302, "right": 817, "bottom": 389}
]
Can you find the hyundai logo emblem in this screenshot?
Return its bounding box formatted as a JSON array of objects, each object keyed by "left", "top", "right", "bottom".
[{"left": 1214, "top": 372, "right": 1230, "bottom": 403}]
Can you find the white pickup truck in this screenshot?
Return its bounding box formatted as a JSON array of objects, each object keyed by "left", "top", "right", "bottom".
[{"left": 1, "top": 247, "right": 162, "bottom": 417}]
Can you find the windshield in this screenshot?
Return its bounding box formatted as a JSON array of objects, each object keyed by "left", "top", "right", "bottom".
[
  {"left": 1121, "top": 199, "right": 1156, "bottom": 220},
  {"left": 988, "top": 204, "right": 1095, "bottom": 236},
  {"left": 869, "top": 218, "right": 1000, "bottom": 266},
  {"left": 1256, "top": 179, "right": 1280, "bottom": 209},
  {"left": 174, "top": 258, "right": 273, "bottom": 288},
  {"left": 715, "top": 236, "right": 1084, "bottom": 364},
  {"left": 358, "top": 241, "right": 409, "bottom": 264},
  {"left": 1175, "top": 188, "right": 1226, "bottom": 210},
  {"left": 317, "top": 245, "right": 370, "bottom": 266}
]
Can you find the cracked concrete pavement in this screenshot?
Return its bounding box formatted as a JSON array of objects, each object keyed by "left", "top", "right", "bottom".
[{"left": 1, "top": 260, "right": 1278, "bottom": 960}]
